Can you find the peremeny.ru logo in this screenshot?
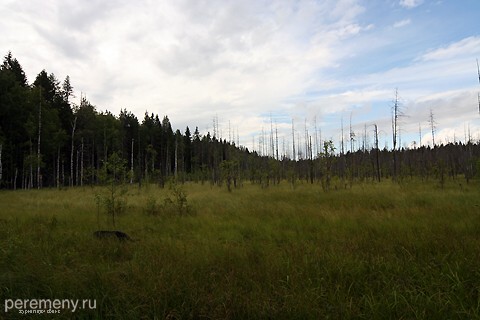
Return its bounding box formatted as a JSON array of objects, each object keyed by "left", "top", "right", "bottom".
[{"left": 4, "top": 298, "right": 96, "bottom": 314}]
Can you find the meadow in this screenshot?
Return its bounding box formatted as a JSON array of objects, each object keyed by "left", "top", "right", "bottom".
[{"left": 1, "top": 179, "right": 480, "bottom": 319}]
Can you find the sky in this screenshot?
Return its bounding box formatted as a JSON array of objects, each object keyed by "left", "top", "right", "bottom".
[{"left": 2, "top": 0, "right": 480, "bottom": 157}]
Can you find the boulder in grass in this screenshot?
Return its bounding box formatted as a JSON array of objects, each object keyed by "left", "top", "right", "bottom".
[{"left": 93, "top": 230, "right": 134, "bottom": 241}]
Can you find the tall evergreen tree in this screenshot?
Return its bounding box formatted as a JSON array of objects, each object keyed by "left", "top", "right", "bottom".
[{"left": 2, "top": 51, "right": 27, "bottom": 87}]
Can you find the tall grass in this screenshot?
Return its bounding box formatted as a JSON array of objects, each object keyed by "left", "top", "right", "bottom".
[{"left": 1, "top": 179, "right": 479, "bottom": 319}]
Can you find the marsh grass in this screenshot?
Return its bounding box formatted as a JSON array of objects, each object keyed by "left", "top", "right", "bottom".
[{"left": 1, "top": 179, "right": 480, "bottom": 319}]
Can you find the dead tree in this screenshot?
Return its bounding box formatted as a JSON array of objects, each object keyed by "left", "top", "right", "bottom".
[
  {"left": 80, "top": 137, "right": 84, "bottom": 186},
  {"left": 391, "top": 89, "right": 401, "bottom": 181},
  {"left": 275, "top": 123, "right": 279, "bottom": 161},
  {"left": 291, "top": 119, "right": 296, "bottom": 161},
  {"left": 374, "top": 124, "right": 381, "bottom": 182},
  {"left": 419, "top": 123, "right": 422, "bottom": 147},
  {"left": 130, "top": 138, "right": 134, "bottom": 184},
  {"left": 477, "top": 58, "right": 480, "bottom": 114},
  {"left": 270, "top": 115, "right": 275, "bottom": 158},
  {"left": 349, "top": 112, "right": 355, "bottom": 153},
  {"left": 0, "top": 143, "right": 2, "bottom": 185},
  {"left": 70, "top": 116, "right": 77, "bottom": 187},
  {"left": 341, "top": 116, "right": 345, "bottom": 155},
  {"left": 429, "top": 108, "right": 436, "bottom": 147},
  {"left": 37, "top": 93, "right": 42, "bottom": 189}
]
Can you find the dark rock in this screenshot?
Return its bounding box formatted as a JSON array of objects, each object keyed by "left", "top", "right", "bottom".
[{"left": 93, "top": 230, "right": 134, "bottom": 241}]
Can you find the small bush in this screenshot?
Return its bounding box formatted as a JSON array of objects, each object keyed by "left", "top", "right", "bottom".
[
  {"left": 143, "top": 181, "right": 195, "bottom": 216},
  {"left": 143, "top": 195, "right": 160, "bottom": 216}
]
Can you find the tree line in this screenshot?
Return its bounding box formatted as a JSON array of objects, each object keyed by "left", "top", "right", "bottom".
[{"left": 1, "top": 52, "right": 479, "bottom": 190}]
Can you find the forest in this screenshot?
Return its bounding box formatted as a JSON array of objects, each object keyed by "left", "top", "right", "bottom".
[
  {"left": 1, "top": 51, "right": 480, "bottom": 191},
  {"left": 3, "top": 52, "right": 480, "bottom": 319}
]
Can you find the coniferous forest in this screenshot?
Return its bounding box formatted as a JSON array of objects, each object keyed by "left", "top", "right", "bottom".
[{"left": 1, "top": 51, "right": 480, "bottom": 191}]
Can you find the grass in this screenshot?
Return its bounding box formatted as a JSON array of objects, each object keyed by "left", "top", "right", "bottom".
[{"left": 1, "top": 179, "right": 480, "bottom": 319}]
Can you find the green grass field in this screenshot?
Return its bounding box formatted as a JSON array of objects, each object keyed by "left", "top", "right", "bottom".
[{"left": 1, "top": 180, "right": 480, "bottom": 319}]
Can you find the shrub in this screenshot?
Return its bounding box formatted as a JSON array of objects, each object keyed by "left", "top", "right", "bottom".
[{"left": 143, "top": 180, "right": 195, "bottom": 216}]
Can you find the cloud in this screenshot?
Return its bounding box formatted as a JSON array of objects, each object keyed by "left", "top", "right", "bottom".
[
  {"left": 332, "top": 35, "right": 480, "bottom": 101},
  {"left": 399, "top": 0, "right": 423, "bottom": 9},
  {"left": 2, "top": 0, "right": 478, "bottom": 152},
  {"left": 393, "top": 19, "right": 411, "bottom": 28},
  {"left": 406, "top": 89, "right": 478, "bottom": 127},
  {"left": 6, "top": 0, "right": 358, "bottom": 145},
  {"left": 419, "top": 36, "right": 480, "bottom": 62},
  {"left": 293, "top": 31, "right": 480, "bottom": 148},
  {"left": 0, "top": 0, "right": 368, "bottom": 124}
]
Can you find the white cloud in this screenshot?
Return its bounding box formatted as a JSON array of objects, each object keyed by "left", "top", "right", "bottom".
[
  {"left": 388, "top": 88, "right": 480, "bottom": 147},
  {"left": 69, "top": 0, "right": 367, "bottom": 132},
  {"left": 1, "top": 0, "right": 479, "bottom": 152},
  {"left": 419, "top": 36, "right": 480, "bottom": 62},
  {"left": 399, "top": 0, "right": 423, "bottom": 9},
  {"left": 393, "top": 19, "right": 411, "bottom": 28}
]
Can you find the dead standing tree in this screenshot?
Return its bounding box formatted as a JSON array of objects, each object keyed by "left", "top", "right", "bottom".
[
  {"left": 391, "top": 89, "right": 403, "bottom": 181},
  {"left": 37, "top": 90, "right": 42, "bottom": 189},
  {"left": 70, "top": 116, "right": 77, "bottom": 187},
  {"left": 477, "top": 58, "right": 480, "bottom": 114},
  {"left": 374, "top": 124, "right": 381, "bottom": 182},
  {"left": 0, "top": 143, "right": 2, "bottom": 185},
  {"left": 429, "top": 108, "right": 437, "bottom": 147}
]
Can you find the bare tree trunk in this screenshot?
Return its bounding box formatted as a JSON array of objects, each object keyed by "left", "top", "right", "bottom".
[
  {"left": 52, "top": 152, "right": 56, "bottom": 188},
  {"left": 29, "top": 140, "right": 33, "bottom": 189},
  {"left": 76, "top": 149, "right": 79, "bottom": 186},
  {"left": 374, "top": 124, "right": 381, "bottom": 182},
  {"left": 309, "top": 136, "right": 314, "bottom": 184},
  {"left": 339, "top": 118, "right": 345, "bottom": 184},
  {"left": 130, "top": 138, "right": 134, "bottom": 184},
  {"left": 37, "top": 99, "right": 42, "bottom": 189},
  {"left": 477, "top": 58, "right": 480, "bottom": 114},
  {"left": 70, "top": 116, "right": 77, "bottom": 187},
  {"left": 80, "top": 137, "right": 84, "bottom": 186},
  {"left": 363, "top": 123, "right": 367, "bottom": 152},
  {"left": 304, "top": 119, "right": 308, "bottom": 160},
  {"left": 349, "top": 112, "right": 355, "bottom": 153},
  {"left": 21, "top": 167, "right": 24, "bottom": 190},
  {"left": 419, "top": 123, "right": 422, "bottom": 147},
  {"left": 174, "top": 138, "right": 178, "bottom": 178},
  {"left": 341, "top": 117, "right": 345, "bottom": 155},
  {"left": 392, "top": 89, "right": 399, "bottom": 181},
  {"left": 0, "top": 143, "right": 2, "bottom": 185},
  {"left": 429, "top": 108, "right": 436, "bottom": 147},
  {"left": 228, "top": 120, "right": 231, "bottom": 143},
  {"left": 137, "top": 131, "right": 141, "bottom": 187},
  {"left": 236, "top": 127, "right": 239, "bottom": 148},
  {"left": 275, "top": 124, "right": 279, "bottom": 160},
  {"left": 271, "top": 116, "right": 275, "bottom": 158},
  {"left": 291, "top": 119, "right": 295, "bottom": 161},
  {"left": 297, "top": 132, "right": 301, "bottom": 160},
  {"left": 92, "top": 139, "right": 95, "bottom": 184},
  {"left": 103, "top": 127, "right": 107, "bottom": 163},
  {"left": 314, "top": 116, "right": 319, "bottom": 157},
  {"left": 14, "top": 168, "right": 17, "bottom": 190}
]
